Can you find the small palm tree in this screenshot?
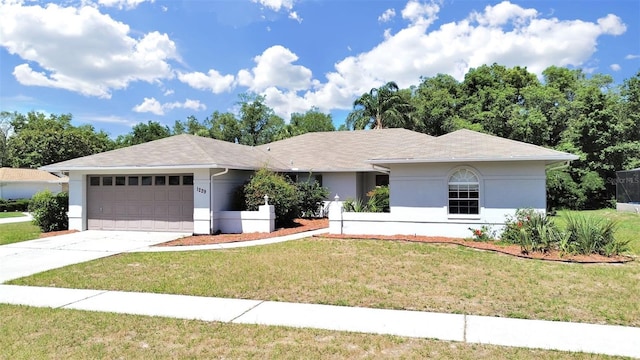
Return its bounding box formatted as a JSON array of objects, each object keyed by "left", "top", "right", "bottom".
[{"left": 346, "top": 81, "right": 413, "bottom": 130}]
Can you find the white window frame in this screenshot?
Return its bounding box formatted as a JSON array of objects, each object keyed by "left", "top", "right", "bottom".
[{"left": 448, "top": 168, "right": 480, "bottom": 218}]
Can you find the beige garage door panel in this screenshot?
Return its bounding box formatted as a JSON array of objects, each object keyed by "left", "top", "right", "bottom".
[{"left": 87, "top": 174, "right": 194, "bottom": 232}]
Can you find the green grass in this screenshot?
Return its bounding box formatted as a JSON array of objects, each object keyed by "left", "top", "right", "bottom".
[
  {"left": 555, "top": 209, "right": 640, "bottom": 255},
  {"left": 0, "top": 304, "right": 620, "bottom": 359},
  {"left": 0, "top": 221, "right": 41, "bottom": 245},
  {"left": 0, "top": 211, "right": 26, "bottom": 219},
  {"left": 11, "top": 237, "right": 640, "bottom": 327}
]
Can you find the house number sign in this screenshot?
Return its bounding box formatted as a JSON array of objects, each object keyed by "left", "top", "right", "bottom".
[{"left": 196, "top": 186, "right": 207, "bottom": 194}]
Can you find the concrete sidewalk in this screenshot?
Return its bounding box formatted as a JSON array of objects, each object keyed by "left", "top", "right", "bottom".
[
  {"left": 0, "top": 212, "right": 33, "bottom": 224},
  {"left": 0, "top": 284, "right": 638, "bottom": 358}
]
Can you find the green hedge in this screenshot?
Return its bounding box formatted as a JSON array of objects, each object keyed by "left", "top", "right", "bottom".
[
  {"left": 0, "top": 199, "right": 30, "bottom": 212},
  {"left": 28, "top": 190, "right": 69, "bottom": 232}
]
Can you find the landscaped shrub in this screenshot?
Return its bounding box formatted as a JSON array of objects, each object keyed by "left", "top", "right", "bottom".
[
  {"left": 343, "top": 198, "right": 368, "bottom": 212},
  {"left": 241, "top": 168, "right": 300, "bottom": 226},
  {"left": 0, "top": 199, "right": 30, "bottom": 212},
  {"left": 563, "top": 215, "right": 628, "bottom": 256},
  {"left": 501, "top": 209, "right": 562, "bottom": 254},
  {"left": 366, "top": 185, "right": 389, "bottom": 212},
  {"left": 28, "top": 190, "right": 68, "bottom": 232},
  {"left": 296, "top": 178, "right": 329, "bottom": 218},
  {"left": 343, "top": 186, "right": 390, "bottom": 213},
  {"left": 468, "top": 225, "right": 495, "bottom": 241}
]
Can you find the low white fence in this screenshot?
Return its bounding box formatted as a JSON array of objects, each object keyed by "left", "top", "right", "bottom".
[
  {"left": 213, "top": 197, "right": 275, "bottom": 234},
  {"left": 328, "top": 198, "right": 503, "bottom": 238}
]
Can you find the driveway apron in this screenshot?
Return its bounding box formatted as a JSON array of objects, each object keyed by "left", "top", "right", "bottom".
[{"left": 0, "top": 231, "right": 188, "bottom": 283}]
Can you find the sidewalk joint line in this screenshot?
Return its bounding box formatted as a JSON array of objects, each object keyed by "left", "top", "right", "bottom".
[
  {"left": 463, "top": 314, "right": 467, "bottom": 343},
  {"left": 229, "top": 300, "right": 265, "bottom": 323},
  {"left": 57, "top": 289, "right": 110, "bottom": 309}
]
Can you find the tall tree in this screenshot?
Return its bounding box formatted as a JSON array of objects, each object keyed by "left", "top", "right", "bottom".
[
  {"left": 237, "top": 93, "right": 285, "bottom": 145},
  {"left": 209, "top": 111, "right": 241, "bottom": 143},
  {"left": 172, "top": 115, "right": 210, "bottom": 137},
  {"left": 277, "top": 108, "right": 334, "bottom": 140},
  {"left": 5, "top": 112, "right": 114, "bottom": 168},
  {"left": 0, "top": 111, "right": 15, "bottom": 167},
  {"left": 115, "top": 120, "right": 171, "bottom": 147},
  {"left": 346, "top": 81, "right": 413, "bottom": 130}
]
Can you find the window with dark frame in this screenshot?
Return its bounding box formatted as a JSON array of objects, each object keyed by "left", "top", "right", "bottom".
[
  {"left": 448, "top": 169, "right": 479, "bottom": 215},
  {"left": 90, "top": 177, "right": 100, "bottom": 186},
  {"left": 115, "top": 176, "right": 126, "bottom": 186},
  {"left": 155, "top": 176, "right": 166, "bottom": 186},
  {"left": 169, "top": 176, "right": 180, "bottom": 185},
  {"left": 183, "top": 175, "right": 194, "bottom": 185},
  {"left": 141, "top": 176, "right": 152, "bottom": 186},
  {"left": 102, "top": 176, "right": 113, "bottom": 186},
  {"left": 128, "top": 176, "right": 139, "bottom": 186}
]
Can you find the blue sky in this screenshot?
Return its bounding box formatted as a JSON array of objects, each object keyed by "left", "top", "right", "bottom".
[{"left": 1, "top": 0, "right": 639, "bottom": 138}]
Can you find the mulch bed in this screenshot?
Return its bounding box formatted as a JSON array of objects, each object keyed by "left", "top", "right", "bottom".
[
  {"left": 158, "top": 218, "right": 329, "bottom": 246},
  {"left": 40, "top": 230, "right": 79, "bottom": 238},
  {"left": 320, "top": 233, "right": 635, "bottom": 264}
]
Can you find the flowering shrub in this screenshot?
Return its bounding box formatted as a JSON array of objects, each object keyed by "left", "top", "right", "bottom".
[{"left": 468, "top": 225, "right": 495, "bottom": 241}]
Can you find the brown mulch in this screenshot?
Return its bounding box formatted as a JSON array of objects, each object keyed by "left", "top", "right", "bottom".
[
  {"left": 40, "top": 230, "right": 79, "bottom": 238},
  {"left": 158, "top": 218, "right": 329, "bottom": 246},
  {"left": 320, "top": 233, "right": 634, "bottom": 264}
]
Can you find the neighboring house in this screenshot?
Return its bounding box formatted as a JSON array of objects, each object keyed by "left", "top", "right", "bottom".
[
  {"left": 41, "top": 129, "right": 577, "bottom": 237},
  {"left": 0, "top": 167, "right": 69, "bottom": 200}
]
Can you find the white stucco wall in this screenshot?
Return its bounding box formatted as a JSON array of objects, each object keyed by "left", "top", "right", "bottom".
[
  {"left": 389, "top": 161, "right": 546, "bottom": 223},
  {"left": 329, "top": 161, "right": 548, "bottom": 238},
  {"left": 0, "top": 182, "right": 64, "bottom": 200}
]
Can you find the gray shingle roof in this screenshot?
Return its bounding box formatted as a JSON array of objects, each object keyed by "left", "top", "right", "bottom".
[
  {"left": 368, "top": 129, "right": 578, "bottom": 164},
  {"left": 41, "top": 134, "right": 279, "bottom": 171},
  {"left": 41, "top": 128, "right": 577, "bottom": 172},
  {"left": 256, "top": 128, "right": 434, "bottom": 171}
]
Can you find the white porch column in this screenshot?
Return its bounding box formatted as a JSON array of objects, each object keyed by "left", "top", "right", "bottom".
[
  {"left": 192, "top": 169, "right": 211, "bottom": 235},
  {"left": 328, "top": 194, "right": 343, "bottom": 234},
  {"left": 67, "top": 172, "right": 86, "bottom": 231}
]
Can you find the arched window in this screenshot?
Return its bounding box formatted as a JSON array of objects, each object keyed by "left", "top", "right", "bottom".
[{"left": 448, "top": 168, "right": 479, "bottom": 215}]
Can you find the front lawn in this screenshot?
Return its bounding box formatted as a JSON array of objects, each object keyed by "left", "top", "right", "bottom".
[
  {"left": 11, "top": 237, "right": 640, "bottom": 327},
  {"left": 0, "top": 211, "right": 26, "bottom": 219},
  {"left": 0, "top": 222, "right": 41, "bottom": 245},
  {"left": 0, "top": 305, "right": 617, "bottom": 359}
]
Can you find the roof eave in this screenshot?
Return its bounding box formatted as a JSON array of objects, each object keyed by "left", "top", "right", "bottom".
[{"left": 367, "top": 155, "right": 579, "bottom": 165}]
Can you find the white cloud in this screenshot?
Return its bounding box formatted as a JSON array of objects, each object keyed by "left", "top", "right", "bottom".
[
  {"left": 0, "top": 2, "right": 178, "bottom": 98},
  {"left": 254, "top": 0, "right": 628, "bottom": 117},
  {"left": 133, "top": 97, "right": 206, "bottom": 116},
  {"left": 625, "top": 54, "right": 640, "bottom": 60},
  {"left": 470, "top": 1, "right": 537, "bottom": 27},
  {"left": 401, "top": 0, "right": 439, "bottom": 27},
  {"left": 178, "top": 69, "right": 235, "bottom": 94},
  {"left": 378, "top": 8, "right": 396, "bottom": 23},
  {"left": 288, "top": 11, "right": 302, "bottom": 23},
  {"left": 97, "top": 0, "right": 154, "bottom": 10},
  {"left": 237, "top": 45, "right": 315, "bottom": 93},
  {"left": 252, "top": 0, "right": 295, "bottom": 12},
  {"left": 610, "top": 64, "right": 621, "bottom": 71}
]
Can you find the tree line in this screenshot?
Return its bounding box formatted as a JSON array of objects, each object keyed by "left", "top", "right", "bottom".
[{"left": 1, "top": 64, "right": 638, "bottom": 210}]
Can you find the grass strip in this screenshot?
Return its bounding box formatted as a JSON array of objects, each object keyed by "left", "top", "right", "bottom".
[{"left": 0, "top": 304, "right": 618, "bottom": 359}]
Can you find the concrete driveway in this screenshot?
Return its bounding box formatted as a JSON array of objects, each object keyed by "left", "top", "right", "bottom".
[{"left": 0, "top": 231, "right": 189, "bottom": 283}]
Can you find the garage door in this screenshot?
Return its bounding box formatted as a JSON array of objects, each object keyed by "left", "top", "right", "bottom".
[{"left": 87, "top": 174, "right": 194, "bottom": 232}]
